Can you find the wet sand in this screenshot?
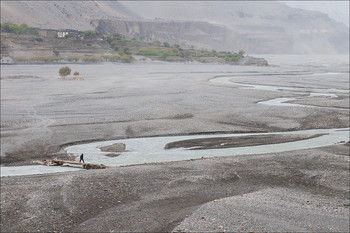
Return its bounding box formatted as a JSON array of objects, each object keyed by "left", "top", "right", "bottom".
[{"left": 164, "top": 133, "right": 324, "bottom": 150}]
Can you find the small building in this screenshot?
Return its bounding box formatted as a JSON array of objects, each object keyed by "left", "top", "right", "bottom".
[
  {"left": 57, "top": 29, "right": 84, "bottom": 39},
  {"left": 34, "top": 28, "right": 85, "bottom": 39},
  {"left": 57, "top": 31, "right": 69, "bottom": 38}
]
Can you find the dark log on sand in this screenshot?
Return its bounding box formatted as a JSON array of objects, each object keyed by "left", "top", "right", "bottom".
[{"left": 43, "top": 159, "right": 109, "bottom": 169}]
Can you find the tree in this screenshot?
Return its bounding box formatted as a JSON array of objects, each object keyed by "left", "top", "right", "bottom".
[
  {"left": 18, "top": 24, "right": 29, "bottom": 33},
  {"left": 2, "top": 23, "right": 10, "bottom": 32},
  {"left": 59, "top": 66, "right": 71, "bottom": 77},
  {"left": 2, "top": 23, "right": 29, "bottom": 34}
]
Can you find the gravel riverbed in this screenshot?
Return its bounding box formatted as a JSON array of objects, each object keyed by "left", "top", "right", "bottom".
[
  {"left": 1, "top": 145, "right": 349, "bottom": 232},
  {"left": 1, "top": 55, "right": 349, "bottom": 232}
]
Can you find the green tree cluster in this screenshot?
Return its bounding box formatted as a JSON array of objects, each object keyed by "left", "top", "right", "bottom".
[
  {"left": 224, "top": 53, "right": 242, "bottom": 62},
  {"left": 2, "top": 23, "right": 32, "bottom": 34},
  {"left": 83, "top": 30, "right": 97, "bottom": 37}
]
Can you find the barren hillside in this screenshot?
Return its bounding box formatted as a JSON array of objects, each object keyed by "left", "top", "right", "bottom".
[
  {"left": 1, "top": 1, "right": 349, "bottom": 54},
  {"left": 0, "top": 1, "right": 139, "bottom": 30},
  {"left": 118, "top": 1, "right": 349, "bottom": 54}
]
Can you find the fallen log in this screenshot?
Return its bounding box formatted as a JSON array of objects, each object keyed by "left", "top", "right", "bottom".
[{"left": 43, "top": 159, "right": 109, "bottom": 169}]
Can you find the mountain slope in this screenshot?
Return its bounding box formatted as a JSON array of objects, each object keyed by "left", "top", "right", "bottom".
[
  {"left": 0, "top": 1, "right": 140, "bottom": 30},
  {"left": 1, "top": 1, "right": 348, "bottom": 54},
  {"left": 118, "top": 1, "right": 349, "bottom": 54}
]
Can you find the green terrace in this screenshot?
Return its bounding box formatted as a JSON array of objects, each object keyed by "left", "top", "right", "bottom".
[{"left": 1, "top": 23, "right": 245, "bottom": 64}]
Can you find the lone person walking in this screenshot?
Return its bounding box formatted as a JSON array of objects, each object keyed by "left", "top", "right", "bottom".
[{"left": 79, "top": 154, "right": 84, "bottom": 163}]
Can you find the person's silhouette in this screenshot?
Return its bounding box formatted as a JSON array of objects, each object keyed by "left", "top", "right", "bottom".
[{"left": 79, "top": 154, "right": 84, "bottom": 163}]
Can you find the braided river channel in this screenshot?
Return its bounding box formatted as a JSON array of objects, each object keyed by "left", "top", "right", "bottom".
[{"left": 1, "top": 55, "right": 349, "bottom": 176}]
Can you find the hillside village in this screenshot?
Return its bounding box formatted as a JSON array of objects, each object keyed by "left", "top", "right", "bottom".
[{"left": 0, "top": 23, "right": 268, "bottom": 66}]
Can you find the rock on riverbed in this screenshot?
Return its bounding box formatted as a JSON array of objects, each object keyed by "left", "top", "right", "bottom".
[{"left": 239, "top": 55, "right": 268, "bottom": 66}]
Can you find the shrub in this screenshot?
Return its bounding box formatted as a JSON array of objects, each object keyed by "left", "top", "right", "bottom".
[
  {"left": 119, "top": 54, "right": 134, "bottom": 63},
  {"left": 224, "top": 53, "right": 242, "bottom": 62},
  {"left": 102, "top": 55, "right": 120, "bottom": 62},
  {"left": 73, "top": 71, "right": 79, "bottom": 76},
  {"left": 84, "top": 30, "right": 96, "bottom": 37},
  {"left": 239, "top": 49, "right": 245, "bottom": 56},
  {"left": 105, "top": 35, "right": 113, "bottom": 42},
  {"left": 53, "top": 48, "right": 59, "bottom": 57},
  {"left": 136, "top": 49, "right": 161, "bottom": 56},
  {"left": 110, "top": 43, "right": 120, "bottom": 51},
  {"left": 160, "top": 52, "right": 169, "bottom": 61},
  {"left": 59, "top": 66, "right": 71, "bottom": 77},
  {"left": 67, "top": 56, "right": 80, "bottom": 62},
  {"left": 123, "top": 48, "right": 131, "bottom": 55},
  {"left": 13, "top": 56, "right": 61, "bottom": 63},
  {"left": 33, "top": 56, "right": 61, "bottom": 63},
  {"left": 13, "top": 57, "right": 31, "bottom": 63},
  {"left": 81, "top": 56, "right": 103, "bottom": 63}
]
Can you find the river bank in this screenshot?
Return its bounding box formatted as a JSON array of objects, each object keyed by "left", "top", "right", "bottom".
[{"left": 1, "top": 144, "right": 349, "bottom": 232}]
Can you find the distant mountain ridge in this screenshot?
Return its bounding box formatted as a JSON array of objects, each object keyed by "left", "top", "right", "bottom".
[
  {"left": 1, "top": 1, "right": 348, "bottom": 54},
  {"left": 281, "top": 1, "right": 349, "bottom": 27}
]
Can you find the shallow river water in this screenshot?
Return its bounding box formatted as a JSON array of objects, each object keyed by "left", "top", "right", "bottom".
[
  {"left": 1, "top": 127, "right": 349, "bottom": 177},
  {"left": 1, "top": 55, "right": 349, "bottom": 177}
]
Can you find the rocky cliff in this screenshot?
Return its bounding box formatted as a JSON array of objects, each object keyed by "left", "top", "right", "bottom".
[
  {"left": 117, "top": 1, "right": 349, "bottom": 54},
  {"left": 93, "top": 19, "right": 232, "bottom": 51}
]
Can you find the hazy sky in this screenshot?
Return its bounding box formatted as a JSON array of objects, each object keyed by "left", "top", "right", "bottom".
[{"left": 281, "top": 1, "right": 349, "bottom": 26}]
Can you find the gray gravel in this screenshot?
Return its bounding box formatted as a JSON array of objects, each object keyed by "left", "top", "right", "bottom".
[
  {"left": 1, "top": 59, "right": 349, "bottom": 165},
  {"left": 1, "top": 55, "right": 349, "bottom": 232},
  {"left": 1, "top": 145, "right": 349, "bottom": 232},
  {"left": 174, "top": 188, "right": 349, "bottom": 232}
]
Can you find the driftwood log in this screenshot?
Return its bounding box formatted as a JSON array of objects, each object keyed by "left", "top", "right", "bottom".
[{"left": 43, "top": 159, "right": 108, "bottom": 169}]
